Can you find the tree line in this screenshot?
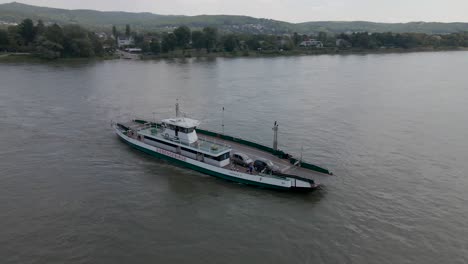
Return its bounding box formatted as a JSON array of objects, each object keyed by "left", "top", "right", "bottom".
[
  {"left": 2, "top": 19, "right": 468, "bottom": 59},
  {"left": 0, "top": 19, "right": 105, "bottom": 59},
  {"left": 116, "top": 25, "right": 468, "bottom": 55},
  {"left": 336, "top": 32, "right": 468, "bottom": 49}
]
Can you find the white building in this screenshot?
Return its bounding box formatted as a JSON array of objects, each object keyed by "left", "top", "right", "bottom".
[
  {"left": 124, "top": 48, "right": 142, "bottom": 53},
  {"left": 299, "top": 40, "right": 323, "bottom": 48},
  {"left": 95, "top": 32, "right": 108, "bottom": 39},
  {"left": 117, "top": 36, "right": 134, "bottom": 48}
]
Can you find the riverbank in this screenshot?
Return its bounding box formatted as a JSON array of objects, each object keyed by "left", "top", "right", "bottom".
[
  {"left": 141, "top": 47, "right": 468, "bottom": 60},
  {"left": 0, "top": 53, "right": 40, "bottom": 62},
  {"left": 141, "top": 46, "right": 468, "bottom": 60},
  {"left": 2, "top": 47, "right": 467, "bottom": 62},
  {"left": 0, "top": 52, "right": 118, "bottom": 62}
]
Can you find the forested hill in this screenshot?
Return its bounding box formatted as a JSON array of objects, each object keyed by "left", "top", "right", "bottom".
[{"left": 1, "top": 2, "right": 468, "bottom": 34}]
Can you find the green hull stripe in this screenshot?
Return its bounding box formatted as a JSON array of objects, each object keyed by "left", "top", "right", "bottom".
[{"left": 121, "top": 137, "right": 292, "bottom": 190}]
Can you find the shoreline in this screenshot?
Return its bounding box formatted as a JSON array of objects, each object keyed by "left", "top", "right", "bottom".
[
  {"left": 1, "top": 47, "right": 468, "bottom": 62},
  {"left": 0, "top": 53, "right": 118, "bottom": 63},
  {"left": 141, "top": 47, "right": 468, "bottom": 60}
]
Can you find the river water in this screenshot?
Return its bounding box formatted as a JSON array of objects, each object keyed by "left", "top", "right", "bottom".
[{"left": 1, "top": 52, "right": 468, "bottom": 263}]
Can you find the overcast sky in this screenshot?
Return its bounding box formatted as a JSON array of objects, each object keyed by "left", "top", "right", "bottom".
[{"left": 1, "top": 0, "right": 467, "bottom": 23}]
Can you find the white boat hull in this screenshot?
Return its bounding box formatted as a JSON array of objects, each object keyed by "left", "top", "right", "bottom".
[{"left": 114, "top": 127, "right": 318, "bottom": 191}]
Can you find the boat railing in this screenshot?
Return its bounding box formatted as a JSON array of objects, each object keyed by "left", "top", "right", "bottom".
[
  {"left": 196, "top": 136, "right": 231, "bottom": 154},
  {"left": 198, "top": 136, "right": 231, "bottom": 148},
  {"left": 259, "top": 172, "right": 289, "bottom": 181}
]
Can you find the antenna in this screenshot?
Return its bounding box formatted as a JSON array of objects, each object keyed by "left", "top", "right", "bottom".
[
  {"left": 300, "top": 145, "right": 304, "bottom": 166},
  {"left": 222, "top": 107, "right": 225, "bottom": 135},
  {"left": 273, "top": 121, "right": 279, "bottom": 151}
]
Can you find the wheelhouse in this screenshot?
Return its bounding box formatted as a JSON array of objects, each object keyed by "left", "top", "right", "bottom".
[
  {"left": 161, "top": 117, "right": 200, "bottom": 144},
  {"left": 134, "top": 117, "right": 232, "bottom": 167}
]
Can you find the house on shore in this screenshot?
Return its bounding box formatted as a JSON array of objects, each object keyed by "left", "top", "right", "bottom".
[
  {"left": 124, "top": 48, "right": 142, "bottom": 54},
  {"left": 95, "top": 32, "right": 108, "bottom": 39},
  {"left": 299, "top": 40, "right": 323, "bottom": 48},
  {"left": 117, "top": 36, "right": 135, "bottom": 48}
]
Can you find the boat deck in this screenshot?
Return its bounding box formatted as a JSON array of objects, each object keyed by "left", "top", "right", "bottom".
[
  {"left": 200, "top": 134, "right": 328, "bottom": 181},
  {"left": 121, "top": 120, "right": 330, "bottom": 182},
  {"left": 138, "top": 127, "right": 231, "bottom": 155}
]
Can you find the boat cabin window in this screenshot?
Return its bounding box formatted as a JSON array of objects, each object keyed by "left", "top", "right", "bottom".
[
  {"left": 179, "top": 127, "right": 195, "bottom": 133},
  {"left": 164, "top": 124, "right": 195, "bottom": 134},
  {"left": 164, "top": 124, "right": 176, "bottom": 130},
  {"left": 214, "top": 152, "right": 230, "bottom": 161}
]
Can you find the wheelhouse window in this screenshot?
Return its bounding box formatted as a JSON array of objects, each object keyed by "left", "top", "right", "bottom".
[
  {"left": 214, "top": 152, "right": 230, "bottom": 161},
  {"left": 177, "top": 127, "right": 194, "bottom": 133}
]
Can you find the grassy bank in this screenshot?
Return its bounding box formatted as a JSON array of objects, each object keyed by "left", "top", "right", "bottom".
[
  {"left": 0, "top": 52, "right": 118, "bottom": 62},
  {"left": 141, "top": 46, "right": 468, "bottom": 60},
  {"left": 0, "top": 53, "right": 43, "bottom": 62},
  {"left": 2, "top": 47, "right": 467, "bottom": 63}
]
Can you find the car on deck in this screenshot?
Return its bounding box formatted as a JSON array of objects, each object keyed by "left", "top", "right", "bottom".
[
  {"left": 253, "top": 158, "right": 280, "bottom": 173},
  {"left": 231, "top": 152, "right": 253, "bottom": 167}
]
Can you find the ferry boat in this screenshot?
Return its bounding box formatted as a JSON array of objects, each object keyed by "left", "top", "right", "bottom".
[{"left": 113, "top": 107, "right": 332, "bottom": 191}]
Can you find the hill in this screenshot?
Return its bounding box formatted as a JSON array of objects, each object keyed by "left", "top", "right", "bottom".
[
  {"left": 1, "top": 2, "right": 468, "bottom": 34},
  {"left": 296, "top": 21, "right": 468, "bottom": 34}
]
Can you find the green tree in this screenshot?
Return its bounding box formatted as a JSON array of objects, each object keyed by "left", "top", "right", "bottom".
[
  {"left": 35, "top": 35, "right": 63, "bottom": 59},
  {"left": 112, "top": 25, "right": 117, "bottom": 38},
  {"left": 140, "top": 41, "right": 151, "bottom": 53},
  {"left": 279, "top": 36, "right": 294, "bottom": 50},
  {"left": 35, "top": 20, "right": 46, "bottom": 36},
  {"left": 191, "top": 30, "right": 205, "bottom": 50},
  {"left": 293, "top": 32, "right": 301, "bottom": 46},
  {"left": 161, "top": 33, "right": 177, "bottom": 52},
  {"left": 35, "top": 24, "right": 65, "bottom": 58},
  {"left": 202, "top": 27, "right": 218, "bottom": 52},
  {"left": 88, "top": 32, "right": 104, "bottom": 56},
  {"left": 246, "top": 35, "right": 261, "bottom": 50},
  {"left": 44, "top": 24, "right": 64, "bottom": 45},
  {"left": 150, "top": 39, "right": 161, "bottom": 54},
  {"left": 103, "top": 36, "right": 117, "bottom": 49},
  {"left": 222, "top": 34, "right": 238, "bottom": 52},
  {"left": 317, "top": 32, "right": 327, "bottom": 43},
  {"left": 18, "top": 18, "right": 36, "bottom": 45},
  {"left": 0, "top": 29, "right": 9, "bottom": 50},
  {"left": 260, "top": 38, "right": 276, "bottom": 50},
  {"left": 133, "top": 34, "right": 145, "bottom": 47},
  {"left": 125, "top": 24, "right": 131, "bottom": 37},
  {"left": 7, "top": 26, "right": 22, "bottom": 51},
  {"left": 62, "top": 25, "right": 94, "bottom": 57},
  {"left": 174, "top": 26, "right": 191, "bottom": 49}
]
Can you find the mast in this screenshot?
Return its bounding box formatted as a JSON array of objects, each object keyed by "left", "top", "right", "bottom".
[
  {"left": 273, "top": 121, "right": 279, "bottom": 151},
  {"left": 175, "top": 99, "right": 180, "bottom": 117},
  {"left": 222, "top": 107, "right": 225, "bottom": 135}
]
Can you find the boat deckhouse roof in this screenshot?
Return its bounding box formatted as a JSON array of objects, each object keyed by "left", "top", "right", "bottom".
[{"left": 162, "top": 117, "right": 200, "bottom": 128}]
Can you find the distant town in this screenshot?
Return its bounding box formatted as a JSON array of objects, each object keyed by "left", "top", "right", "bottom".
[{"left": 1, "top": 18, "right": 468, "bottom": 60}]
